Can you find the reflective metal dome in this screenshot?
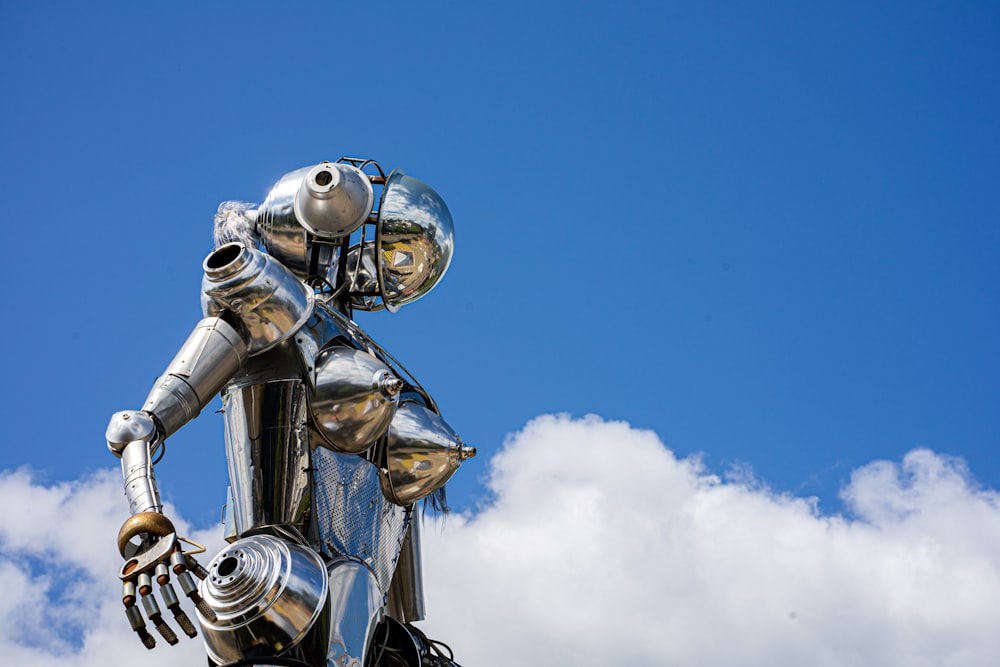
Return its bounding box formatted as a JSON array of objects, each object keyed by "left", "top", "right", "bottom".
[
  {"left": 376, "top": 170, "right": 454, "bottom": 312},
  {"left": 197, "top": 535, "right": 329, "bottom": 663}
]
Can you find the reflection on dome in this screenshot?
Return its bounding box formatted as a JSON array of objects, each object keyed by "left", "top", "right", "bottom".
[{"left": 376, "top": 170, "right": 454, "bottom": 311}]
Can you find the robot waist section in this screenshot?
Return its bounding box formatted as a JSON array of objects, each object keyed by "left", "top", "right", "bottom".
[{"left": 222, "top": 378, "right": 410, "bottom": 595}]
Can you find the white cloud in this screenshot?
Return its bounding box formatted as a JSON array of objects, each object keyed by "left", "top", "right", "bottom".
[
  {"left": 419, "top": 414, "right": 1000, "bottom": 667},
  {"left": 0, "top": 468, "right": 225, "bottom": 667},
  {"left": 1, "top": 415, "right": 998, "bottom": 666}
]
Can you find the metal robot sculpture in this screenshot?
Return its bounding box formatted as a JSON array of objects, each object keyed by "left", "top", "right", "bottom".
[{"left": 105, "top": 158, "right": 474, "bottom": 666}]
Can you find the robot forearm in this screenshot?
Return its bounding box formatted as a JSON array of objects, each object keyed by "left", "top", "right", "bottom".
[{"left": 107, "top": 411, "right": 162, "bottom": 514}]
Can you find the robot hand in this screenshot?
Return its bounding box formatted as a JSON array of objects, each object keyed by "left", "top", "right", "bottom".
[
  {"left": 116, "top": 512, "right": 215, "bottom": 649},
  {"left": 107, "top": 413, "right": 207, "bottom": 647}
]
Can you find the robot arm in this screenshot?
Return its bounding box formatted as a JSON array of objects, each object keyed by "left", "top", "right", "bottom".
[
  {"left": 105, "top": 240, "right": 317, "bottom": 650},
  {"left": 106, "top": 316, "right": 248, "bottom": 515},
  {"left": 104, "top": 315, "right": 248, "bottom": 648},
  {"left": 139, "top": 316, "right": 249, "bottom": 441}
]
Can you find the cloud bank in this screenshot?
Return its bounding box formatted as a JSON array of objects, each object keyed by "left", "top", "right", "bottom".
[
  {"left": 2, "top": 414, "right": 998, "bottom": 666},
  {"left": 0, "top": 468, "right": 225, "bottom": 667},
  {"left": 420, "top": 415, "right": 1000, "bottom": 667}
]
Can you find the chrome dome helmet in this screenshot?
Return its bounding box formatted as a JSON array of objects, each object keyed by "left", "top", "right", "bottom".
[
  {"left": 245, "top": 158, "right": 453, "bottom": 313},
  {"left": 368, "top": 168, "right": 454, "bottom": 312}
]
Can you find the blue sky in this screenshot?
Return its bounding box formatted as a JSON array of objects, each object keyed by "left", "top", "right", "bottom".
[
  {"left": 2, "top": 4, "right": 1000, "bottom": 665},
  {"left": 1, "top": 1, "right": 997, "bottom": 544}
]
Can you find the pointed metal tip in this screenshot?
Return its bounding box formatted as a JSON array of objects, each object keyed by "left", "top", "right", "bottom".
[
  {"left": 172, "top": 608, "right": 199, "bottom": 638},
  {"left": 153, "top": 617, "right": 179, "bottom": 645},
  {"left": 380, "top": 375, "right": 404, "bottom": 397},
  {"left": 195, "top": 599, "right": 218, "bottom": 624},
  {"left": 138, "top": 630, "right": 156, "bottom": 650}
]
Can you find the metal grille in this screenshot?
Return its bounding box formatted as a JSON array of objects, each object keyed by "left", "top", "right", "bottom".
[{"left": 311, "top": 448, "right": 409, "bottom": 593}]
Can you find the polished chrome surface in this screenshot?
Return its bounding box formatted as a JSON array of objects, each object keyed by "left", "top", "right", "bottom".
[
  {"left": 256, "top": 166, "right": 313, "bottom": 277},
  {"left": 294, "top": 300, "right": 354, "bottom": 359},
  {"left": 107, "top": 158, "right": 468, "bottom": 664},
  {"left": 294, "top": 162, "right": 374, "bottom": 240},
  {"left": 198, "top": 534, "right": 329, "bottom": 664},
  {"left": 142, "top": 317, "right": 249, "bottom": 438},
  {"left": 120, "top": 438, "right": 162, "bottom": 514},
  {"left": 345, "top": 243, "right": 382, "bottom": 311},
  {"left": 222, "top": 380, "right": 311, "bottom": 535},
  {"left": 385, "top": 518, "right": 425, "bottom": 623},
  {"left": 106, "top": 410, "right": 157, "bottom": 456},
  {"left": 376, "top": 170, "right": 454, "bottom": 311},
  {"left": 381, "top": 402, "right": 475, "bottom": 505},
  {"left": 312, "top": 448, "right": 410, "bottom": 594},
  {"left": 301, "top": 301, "right": 387, "bottom": 365},
  {"left": 323, "top": 560, "right": 382, "bottom": 667},
  {"left": 306, "top": 303, "right": 441, "bottom": 416},
  {"left": 223, "top": 486, "right": 238, "bottom": 543},
  {"left": 255, "top": 164, "right": 354, "bottom": 281},
  {"left": 309, "top": 346, "right": 401, "bottom": 454},
  {"left": 202, "top": 243, "right": 314, "bottom": 355}
]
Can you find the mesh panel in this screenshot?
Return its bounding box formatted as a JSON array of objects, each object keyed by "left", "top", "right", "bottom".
[{"left": 312, "top": 448, "right": 409, "bottom": 593}]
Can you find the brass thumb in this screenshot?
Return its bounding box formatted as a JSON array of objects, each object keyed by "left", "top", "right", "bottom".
[{"left": 118, "top": 512, "right": 176, "bottom": 558}]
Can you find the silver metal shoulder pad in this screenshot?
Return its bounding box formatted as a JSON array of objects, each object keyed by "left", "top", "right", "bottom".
[{"left": 201, "top": 243, "right": 314, "bottom": 355}]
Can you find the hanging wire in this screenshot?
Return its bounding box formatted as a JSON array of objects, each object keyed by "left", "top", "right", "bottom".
[{"left": 323, "top": 308, "right": 439, "bottom": 413}]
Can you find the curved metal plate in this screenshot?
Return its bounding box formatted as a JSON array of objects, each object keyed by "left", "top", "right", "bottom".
[{"left": 376, "top": 170, "right": 454, "bottom": 311}]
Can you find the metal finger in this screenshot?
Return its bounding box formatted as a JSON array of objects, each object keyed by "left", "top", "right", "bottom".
[
  {"left": 138, "top": 572, "right": 179, "bottom": 645},
  {"left": 177, "top": 569, "right": 217, "bottom": 623},
  {"left": 123, "top": 580, "right": 156, "bottom": 650},
  {"left": 185, "top": 554, "right": 210, "bottom": 580},
  {"left": 156, "top": 563, "right": 197, "bottom": 638},
  {"left": 170, "top": 549, "right": 209, "bottom": 579}
]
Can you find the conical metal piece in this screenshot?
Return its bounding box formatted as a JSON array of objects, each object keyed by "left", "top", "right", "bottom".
[
  {"left": 309, "top": 346, "right": 401, "bottom": 453},
  {"left": 380, "top": 402, "right": 475, "bottom": 505}
]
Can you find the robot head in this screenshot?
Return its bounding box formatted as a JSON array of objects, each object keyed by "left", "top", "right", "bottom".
[{"left": 215, "top": 158, "right": 454, "bottom": 313}]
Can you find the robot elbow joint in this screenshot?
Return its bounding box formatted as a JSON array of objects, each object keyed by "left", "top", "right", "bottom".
[{"left": 106, "top": 411, "right": 158, "bottom": 458}]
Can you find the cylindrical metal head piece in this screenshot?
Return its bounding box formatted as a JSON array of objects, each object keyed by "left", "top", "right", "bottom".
[
  {"left": 294, "top": 162, "right": 374, "bottom": 240},
  {"left": 201, "top": 243, "right": 314, "bottom": 355}
]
